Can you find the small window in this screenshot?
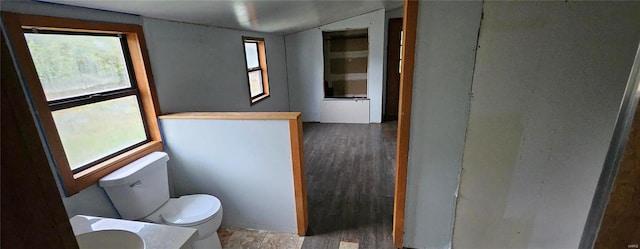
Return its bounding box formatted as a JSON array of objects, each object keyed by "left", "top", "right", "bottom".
[
  {"left": 242, "top": 37, "right": 270, "bottom": 104},
  {"left": 24, "top": 31, "right": 149, "bottom": 173}
]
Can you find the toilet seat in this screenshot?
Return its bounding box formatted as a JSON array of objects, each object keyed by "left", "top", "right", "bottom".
[{"left": 159, "top": 194, "right": 221, "bottom": 226}]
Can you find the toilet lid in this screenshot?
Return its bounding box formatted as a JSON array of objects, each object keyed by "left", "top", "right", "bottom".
[{"left": 161, "top": 194, "right": 221, "bottom": 226}]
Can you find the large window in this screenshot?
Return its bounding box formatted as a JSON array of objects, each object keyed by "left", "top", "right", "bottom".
[
  {"left": 24, "top": 31, "right": 149, "bottom": 172},
  {"left": 242, "top": 37, "right": 270, "bottom": 104},
  {"left": 3, "top": 12, "right": 163, "bottom": 195}
]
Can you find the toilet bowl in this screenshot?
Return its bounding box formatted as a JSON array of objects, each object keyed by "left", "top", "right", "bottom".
[
  {"left": 144, "top": 195, "right": 223, "bottom": 249},
  {"left": 99, "top": 152, "right": 223, "bottom": 249}
]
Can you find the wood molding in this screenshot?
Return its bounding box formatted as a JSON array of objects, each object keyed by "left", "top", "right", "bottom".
[
  {"left": 289, "top": 116, "right": 308, "bottom": 236},
  {"left": 159, "top": 111, "right": 307, "bottom": 234},
  {"left": 258, "top": 39, "right": 270, "bottom": 97},
  {"left": 1, "top": 11, "right": 78, "bottom": 193},
  {"left": 127, "top": 31, "right": 163, "bottom": 141},
  {"left": 159, "top": 112, "right": 301, "bottom": 120},
  {"left": 10, "top": 12, "right": 142, "bottom": 33},
  {"left": 242, "top": 36, "right": 271, "bottom": 106},
  {"left": 251, "top": 93, "right": 271, "bottom": 105},
  {"left": 393, "top": 0, "right": 419, "bottom": 248},
  {"left": 74, "top": 141, "right": 163, "bottom": 189}
]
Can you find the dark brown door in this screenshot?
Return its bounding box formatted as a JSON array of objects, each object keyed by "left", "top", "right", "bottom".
[{"left": 385, "top": 18, "right": 403, "bottom": 121}]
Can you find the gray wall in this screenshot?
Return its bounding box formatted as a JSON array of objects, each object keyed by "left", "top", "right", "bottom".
[
  {"left": 2, "top": 2, "right": 291, "bottom": 115},
  {"left": 62, "top": 185, "right": 120, "bottom": 218},
  {"left": 284, "top": 28, "right": 323, "bottom": 122},
  {"left": 402, "top": 1, "right": 482, "bottom": 248},
  {"left": 1, "top": 0, "right": 136, "bottom": 219},
  {"left": 286, "top": 10, "right": 386, "bottom": 123},
  {"left": 160, "top": 118, "right": 298, "bottom": 233},
  {"left": 453, "top": 2, "right": 640, "bottom": 249},
  {"left": 1, "top": 0, "right": 290, "bottom": 219},
  {"left": 143, "top": 18, "right": 290, "bottom": 113},
  {"left": 402, "top": 1, "right": 640, "bottom": 248}
]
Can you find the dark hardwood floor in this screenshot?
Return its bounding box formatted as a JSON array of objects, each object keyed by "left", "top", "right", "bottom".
[{"left": 301, "top": 122, "right": 397, "bottom": 249}]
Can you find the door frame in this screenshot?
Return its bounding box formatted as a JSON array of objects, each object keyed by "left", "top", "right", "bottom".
[
  {"left": 393, "top": 0, "right": 419, "bottom": 248},
  {"left": 579, "top": 43, "right": 640, "bottom": 249},
  {"left": 394, "top": 2, "right": 640, "bottom": 248}
]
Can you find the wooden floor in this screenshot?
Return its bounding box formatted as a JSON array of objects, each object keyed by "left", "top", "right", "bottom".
[{"left": 300, "top": 122, "right": 397, "bottom": 249}]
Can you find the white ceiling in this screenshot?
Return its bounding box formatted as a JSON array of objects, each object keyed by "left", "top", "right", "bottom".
[{"left": 38, "top": 0, "right": 404, "bottom": 35}]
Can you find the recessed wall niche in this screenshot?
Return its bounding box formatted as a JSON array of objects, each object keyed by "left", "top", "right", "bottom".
[{"left": 322, "top": 29, "right": 369, "bottom": 98}]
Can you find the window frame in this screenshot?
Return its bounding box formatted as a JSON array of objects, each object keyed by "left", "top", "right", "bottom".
[
  {"left": 24, "top": 29, "right": 152, "bottom": 174},
  {"left": 2, "top": 12, "right": 163, "bottom": 196},
  {"left": 242, "top": 37, "right": 270, "bottom": 105}
]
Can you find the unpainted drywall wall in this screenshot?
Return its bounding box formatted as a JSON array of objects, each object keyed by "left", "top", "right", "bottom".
[
  {"left": 286, "top": 9, "right": 385, "bottom": 122},
  {"left": 143, "top": 18, "right": 289, "bottom": 113},
  {"left": 160, "top": 119, "right": 298, "bottom": 233},
  {"left": 324, "top": 33, "right": 369, "bottom": 97},
  {"left": 402, "top": 2, "right": 482, "bottom": 248},
  {"left": 453, "top": 2, "right": 640, "bottom": 249}
]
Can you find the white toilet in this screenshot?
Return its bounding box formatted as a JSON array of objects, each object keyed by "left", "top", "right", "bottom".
[{"left": 99, "top": 152, "right": 223, "bottom": 249}]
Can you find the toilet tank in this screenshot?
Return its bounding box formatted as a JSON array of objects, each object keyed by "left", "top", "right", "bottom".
[{"left": 99, "top": 152, "right": 170, "bottom": 220}]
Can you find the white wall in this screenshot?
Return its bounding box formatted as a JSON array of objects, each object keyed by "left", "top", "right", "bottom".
[
  {"left": 143, "top": 18, "right": 290, "bottom": 113},
  {"left": 402, "top": 2, "right": 482, "bottom": 248},
  {"left": 453, "top": 2, "right": 640, "bottom": 249},
  {"left": 286, "top": 9, "right": 385, "bottom": 123},
  {"left": 159, "top": 118, "right": 298, "bottom": 233},
  {"left": 320, "top": 99, "right": 370, "bottom": 123}
]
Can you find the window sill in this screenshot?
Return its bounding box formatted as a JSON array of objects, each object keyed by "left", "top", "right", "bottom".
[
  {"left": 69, "top": 140, "right": 163, "bottom": 194},
  {"left": 251, "top": 94, "right": 270, "bottom": 106}
]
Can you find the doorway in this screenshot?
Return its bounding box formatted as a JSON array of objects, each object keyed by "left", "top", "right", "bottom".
[
  {"left": 384, "top": 18, "right": 403, "bottom": 121},
  {"left": 301, "top": 122, "right": 397, "bottom": 248}
]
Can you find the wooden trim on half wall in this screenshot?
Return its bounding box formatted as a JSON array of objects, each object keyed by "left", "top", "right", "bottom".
[
  {"left": 289, "top": 115, "right": 309, "bottom": 236},
  {"left": 393, "top": 0, "right": 419, "bottom": 248},
  {"left": 160, "top": 112, "right": 308, "bottom": 236}
]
